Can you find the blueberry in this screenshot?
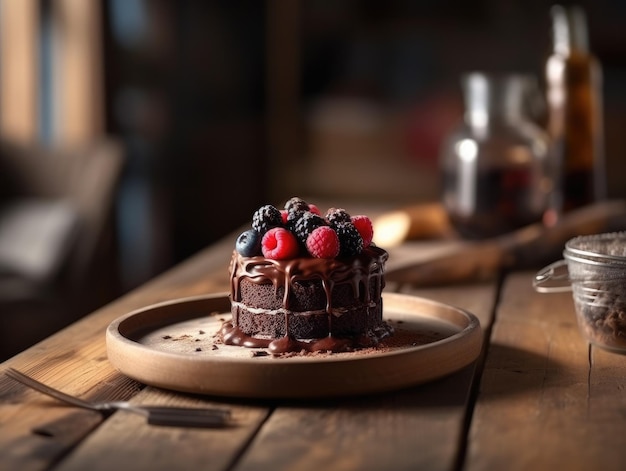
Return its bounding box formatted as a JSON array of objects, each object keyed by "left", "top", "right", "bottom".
[{"left": 236, "top": 229, "right": 262, "bottom": 256}]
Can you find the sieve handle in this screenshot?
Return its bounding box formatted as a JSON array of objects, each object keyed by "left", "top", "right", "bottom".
[{"left": 533, "top": 259, "right": 572, "bottom": 293}]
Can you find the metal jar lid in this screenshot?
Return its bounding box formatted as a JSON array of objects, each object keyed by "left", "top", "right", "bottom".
[
  {"left": 534, "top": 232, "right": 626, "bottom": 292},
  {"left": 564, "top": 232, "right": 626, "bottom": 267}
]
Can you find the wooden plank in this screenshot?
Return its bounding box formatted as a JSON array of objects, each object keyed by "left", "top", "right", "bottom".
[
  {"left": 466, "top": 270, "right": 626, "bottom": 471},
  {"left": 1, "top": 367, "right": 269, "bottom": 471},
  {"left": 54, "top": 389, "right": 269, "bottom": 471},
  {"left": 234, "top": 365, "right": 477, "bottom": 471}
]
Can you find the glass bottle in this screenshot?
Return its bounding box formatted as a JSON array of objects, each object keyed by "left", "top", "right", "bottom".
[
  {"left": 545, "top": 5, "right": 606, "bottom": 214},
  {"left": 440, "top": 72, "right": 552, "bottom": 239}
]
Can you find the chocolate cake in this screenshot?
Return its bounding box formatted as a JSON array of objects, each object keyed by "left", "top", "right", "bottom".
[{"left": 221, "top": 197, "right": 392, "bottom": 353}]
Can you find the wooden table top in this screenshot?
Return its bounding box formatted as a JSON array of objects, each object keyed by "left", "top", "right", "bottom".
[{"left": 2, "top": 215, "right": 626, "bottom": 471}]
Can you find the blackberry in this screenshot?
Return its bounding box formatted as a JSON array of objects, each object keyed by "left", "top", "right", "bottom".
[
  {"left": 284, "top": 197, "right": 309, "bottom": 214},
  {"left": 252, "top": 205, "right": 282, "bottom": 234},
  {"left": 334, "top": 222, "right": 363, "bottom": 257},
  {"left": 285, "top": 198, "right": 311, "bottom": 232},
  {"left": 293, "top": 212, "right": 326, "bottom": 246},
  {"left": 325, "top": 207, "right": 352, "bottom": 227}
]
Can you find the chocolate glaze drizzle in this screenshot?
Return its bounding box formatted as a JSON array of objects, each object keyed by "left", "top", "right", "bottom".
[{"left": 221, "top": 245, "right": 391, "bottom": 353}]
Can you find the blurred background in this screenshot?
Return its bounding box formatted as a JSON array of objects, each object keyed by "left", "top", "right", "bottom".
[{"left": 1, "top": 0, "right": 625, "bottom": 358}]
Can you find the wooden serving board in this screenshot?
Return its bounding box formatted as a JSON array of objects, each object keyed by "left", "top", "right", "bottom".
[{"left": 106, "top": 292, "right": 482, "bottom": 399}]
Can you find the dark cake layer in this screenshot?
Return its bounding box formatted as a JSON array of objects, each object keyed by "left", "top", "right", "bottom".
[
  {"left": 237, "top": 277, "right": 380, "bottom": 311},
  {"left": 231, "top": 298, "right": 383, "bottom": 339}
]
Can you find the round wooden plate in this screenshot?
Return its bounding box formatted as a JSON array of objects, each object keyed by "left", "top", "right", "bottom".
[{"left": 106, "top": 292, "right": 482, "bottom": 399}]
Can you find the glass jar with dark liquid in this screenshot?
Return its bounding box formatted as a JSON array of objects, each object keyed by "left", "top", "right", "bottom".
[{"left": 440, "top": 72, "right": 553, "bottom": 239}]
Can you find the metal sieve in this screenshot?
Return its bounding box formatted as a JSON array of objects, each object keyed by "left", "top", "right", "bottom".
[{"left": 534, "top": 232, "right": 626, "bottom": 353}]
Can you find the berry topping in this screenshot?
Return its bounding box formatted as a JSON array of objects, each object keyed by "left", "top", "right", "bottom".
[
  {"left": 325, "top": 207, "right": 352, "bottom": 226},
  {"left": 284, "top": 197, "right": 309, "bottom": 215},
  {"left": 308, "top": 204, "right": 321, "bottom": 215},
  {"left": 261, "top": 227, "right": 299, "bottom": 260},
  {"left": 334, "top": 222, "right": 364, "bottom": 257},
  {"left": 306, "top": 226, "right": 340, "bottom": 258},
  {"left": 293, "top": 211, "right": 327, "bottom": 246},
  {"left": 252, "top": 205, "right": 283, "bottom": 234},
  {"left": 240, "top": 198, "right": 376, "bottom": 260},
  {"left": 351, "top": 215, "right": 374, "bottom": 248},
  {"left": 235, "top": 229, "right": 262, "bottom": 257},
  {"left": 284, "top": 197, "right": 309, "bottom": 227}
]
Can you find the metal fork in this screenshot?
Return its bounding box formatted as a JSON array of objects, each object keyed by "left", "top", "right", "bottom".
[{"left": 5, "top": 368, "right": 231, "bottom": 428}]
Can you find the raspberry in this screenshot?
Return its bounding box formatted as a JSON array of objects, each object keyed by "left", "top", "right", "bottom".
[
  {"left": 293, "top": 211, "right": 326, "bottom": 246},
  {"left": 262, "top": 227, "right": 299, "bottom": 260},
  {"left": 306, "top": 226, "right": 340, "bottom": 258},
  {"left": 351, "top": 215, "right": 373, "bottom": 248},
  {"left": 235, "top": 229, "right": 262, "bottom": 257},
  {"left": 280, "top": 209, "right": 289, "bottom": 224},
  {"left": 308, "top": 204, "right": 321, "bottom": 215},
  {"left": 334, "top": 222, "right": 363, "bottom": 257},
  {"left": 325, "top": 207, "right": 352, "bottom": 227},
  {"left": 252, "top": 205, "right": 282, "bottom": 234}
]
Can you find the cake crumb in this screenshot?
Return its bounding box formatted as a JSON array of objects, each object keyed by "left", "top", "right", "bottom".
[
  {"left": 251, "top": 350, "right": 270, "bottom": 357},
  {"left": 171, "top": 334, "right": 192, "bottom": 341}
]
